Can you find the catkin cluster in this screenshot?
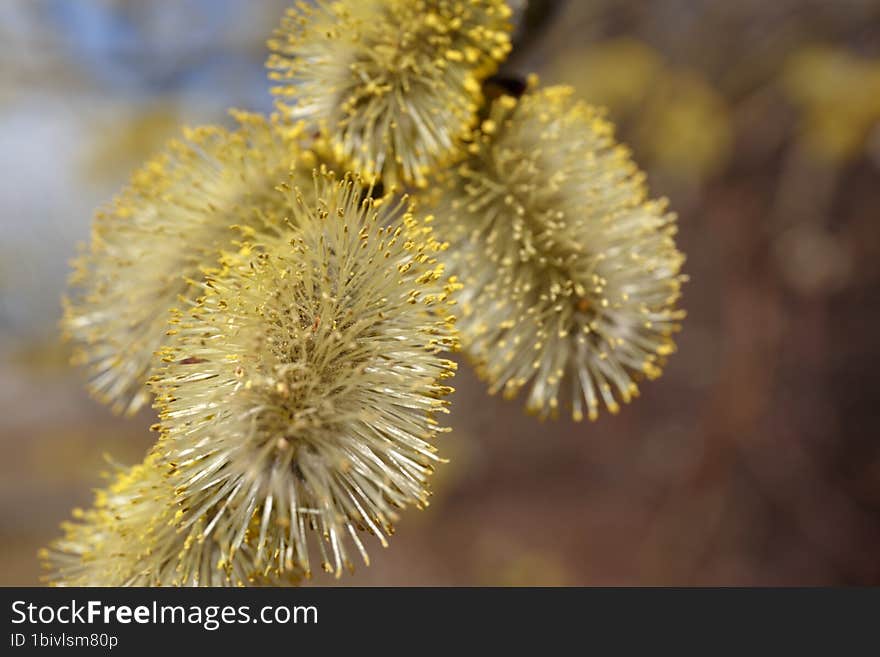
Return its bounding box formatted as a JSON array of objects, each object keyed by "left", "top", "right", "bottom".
[{"left": 49, "top": 0, "right": 685, "bottom": 586}]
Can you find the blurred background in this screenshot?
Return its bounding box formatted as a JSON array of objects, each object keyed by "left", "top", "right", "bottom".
[{"left": 2, "top": 0, "right": 879, "bottom": 586}]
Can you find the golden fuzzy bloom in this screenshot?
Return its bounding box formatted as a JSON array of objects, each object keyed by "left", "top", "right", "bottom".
[
  {"left": 64, "top": 112, "right": 318, "bottom": 415},
  {"left": 43, "top": 454, "right": 301, "bottom": 586},
  {"left": 149, "top": 170, "right": 459, "bottom": 579},
  {"left": 267, "top": 0, "right": 512, "bottom": 188},
  {"left": 428, "top": 85, "right": 686, "bottom": 421}
]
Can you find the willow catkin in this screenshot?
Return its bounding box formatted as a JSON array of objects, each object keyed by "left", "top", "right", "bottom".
[
  {"left": 63, "top": 112, "right": 318, "bottom": 415},
  {"left": 267, "top": 0, "right": 512, "bottom": 188},
  {"left": 148, "top": 170, "right": 459, "bottom": 579},
  {"left": 42, "top": 454, "right": 299, "bottom": 586},
  {"left": 428, "top": 85, "right": 687, "bottom": 421}
]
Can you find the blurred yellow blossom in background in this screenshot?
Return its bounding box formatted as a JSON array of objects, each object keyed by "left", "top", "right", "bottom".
[
  {"left": 547, "top": 38, "right": 662, "bottom": 115},
  {"left": 634, "top": 71, "right": 732, "bottom": 183},
  {"left": 548, "top": 38, "right": 732, "bottom": 184},
  {"left": 783, "top": 45, "right": 880, "bottom": 163}
]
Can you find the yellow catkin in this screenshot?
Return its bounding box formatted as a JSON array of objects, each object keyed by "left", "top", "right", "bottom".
[
  {"left": 63, "top": 111, "right": 327, "bottom": 415},
  {"left": 426, "top": 84, "right": 687, "bottom": 421},
  {"left": 42, "top": 453, "right": 300, "bottom": 586},
  {"left": 267, "top": 0, "right": 512, "bottom": 188},
  {"left": 46, "top": 170, "right": 460, "bottom": 586}
]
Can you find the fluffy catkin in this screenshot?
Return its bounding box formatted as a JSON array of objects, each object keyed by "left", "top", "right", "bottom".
[
  {"left": 148, "top": 170, "right": 459, "bottom": 579},
  {"left": 427, "top": 85, "right": 686, "bottom": 421},
  {"left": 46, "top": 170, "right": 459, "bottom": 585},
  {"left": 42, "top": 454, "right": 300, "bottom": 586},
  {"left": 267, "top": 0, "right": 512, "bottom": 188},
  {"left": 63, "top": 112, "right": 318, "bottom": 415}
]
